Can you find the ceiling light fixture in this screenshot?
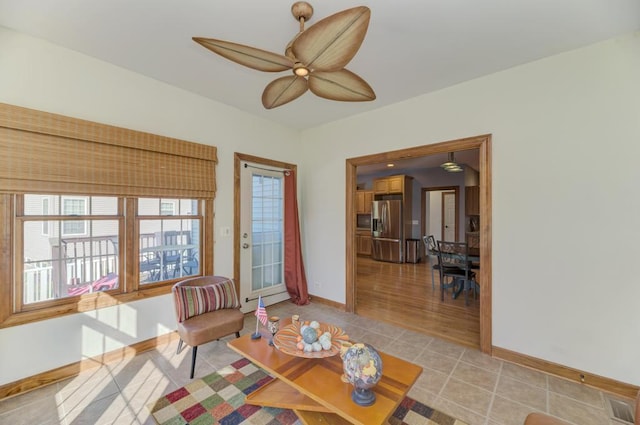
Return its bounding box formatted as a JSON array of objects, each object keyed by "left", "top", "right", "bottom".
[
  {"left": 440, "top": 152, "right": 463, "bottom": 173},
  {"left": 293, "top": 62, "right": 309, "bottom": 77}
]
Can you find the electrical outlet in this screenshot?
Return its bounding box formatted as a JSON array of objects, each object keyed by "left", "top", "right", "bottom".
[{"left": 314, "top": 282, "right": 321, "bottom": 288}]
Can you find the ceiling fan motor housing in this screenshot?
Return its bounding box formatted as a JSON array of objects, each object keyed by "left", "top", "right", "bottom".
[{"left": 291, "top": 1, "right": 314, "bottom": 22}]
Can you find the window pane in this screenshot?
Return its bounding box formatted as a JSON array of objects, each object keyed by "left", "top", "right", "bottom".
[
  {"left": 160, "top": 201, "right": 175, "bottom": 216},
  {"left": 139, "top": 219, "right": 200, "bottom": 284},
  {"left": 63, "top": 197, "right": 86, "bottom": 215},
  {"left": 251, "top": 173, "right": 284, "bottom": 292},
  {"left": 138, "top": 198, "right": 160, "bottom": 215},
  {"left": 25, "top": 194, "right": 55, "bottom": 215},
  {"left": 178, "top": 199, "right": 197, "bottom": 215},
  {"left": 23, "top": 220, "right": 120, "bottom": 303},
  {"left": 63, "top": 220, "right": 86, "bottom": 236},
  {"left": 90, "top": 197, "right": 118, "bottom": 215},
  {"left": 139, "top": 198, "right": 196, "bottom": 216},
  {"left": 25, "top": 195, "right": 117, "bottom": 216}
]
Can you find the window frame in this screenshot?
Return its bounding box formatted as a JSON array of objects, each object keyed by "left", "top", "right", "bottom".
[
  {"left": 16, "top": 195, "right": 124, "bottom": 311},
  {"left": 3, "top": 194, "right": 209, "bottom": 327},
  {"left": 0, "top": 103, "right": 217, "bottom": 329}
]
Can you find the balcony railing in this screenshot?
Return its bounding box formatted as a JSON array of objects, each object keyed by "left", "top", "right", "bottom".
[{"left": 23, "top": 233, "right": 158, "bottom": 303}]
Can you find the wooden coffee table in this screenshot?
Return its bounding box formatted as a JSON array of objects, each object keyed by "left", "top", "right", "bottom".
[{"left": 227, "top": 322, "right": 423, "bottom": 425}]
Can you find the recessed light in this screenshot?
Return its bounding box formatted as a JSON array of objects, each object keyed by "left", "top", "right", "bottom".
[{"left": 386, "top": 163, "right": 394, "bottom": 167}]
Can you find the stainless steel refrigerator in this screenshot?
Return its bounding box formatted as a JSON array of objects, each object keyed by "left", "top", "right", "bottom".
[{"left": 371, "top": 200, "right": 404, "bottom": 263}]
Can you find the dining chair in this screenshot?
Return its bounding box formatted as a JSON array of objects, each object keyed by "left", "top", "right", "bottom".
[
  {"left": 172, "top": 275, "right": 244, "bottom": 379},
  {"left": 422, "top": 235, "right": 441, "bottom": 290},
  {"left": 139, "top": 254, "right": 162, "bottom": 282},
  {"left": 436, "top": 240, "right": 478, "bottom": 305}
]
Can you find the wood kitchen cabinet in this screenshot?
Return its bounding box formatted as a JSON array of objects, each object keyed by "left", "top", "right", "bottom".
[
  {"left": 465, "top": 186, "right": 480, "bottom": 249},
  {"left": 373, "top": 175, "right": 406, "bottom": 195},
  {"left": 356, "top": 231, "right": 372, "bottom": 256},
  {"left": 465, "top": 186, "right": 480, "bottom": 216},
  {"left": 356, "top": 190, "right": 374, "bottom": 214}
]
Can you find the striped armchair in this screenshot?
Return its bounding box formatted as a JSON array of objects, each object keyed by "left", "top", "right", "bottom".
[{"left": 172, "top": 276, "right": 244, "bottom": 379}]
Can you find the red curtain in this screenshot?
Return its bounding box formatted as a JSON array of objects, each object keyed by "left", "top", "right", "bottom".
[{"left": 283, "top": 170, "right": 310, "bottom": 305}]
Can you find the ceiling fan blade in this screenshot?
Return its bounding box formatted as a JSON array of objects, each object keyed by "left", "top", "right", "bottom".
[
  {"left": 262, "top": 76, "right": 309, "bottom": 109},
  {"left": 193, "top": 37, "right": 293, "bottom": 72},
  {"left": 308, "top": 69, "right": 376, "bottom": 102},
  {"left": 292, "top": 6, "right": 371, "bottom": 72}
]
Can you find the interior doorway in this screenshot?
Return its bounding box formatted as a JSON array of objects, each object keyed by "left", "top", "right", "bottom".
[
  {"left": 421, "top": 187, "right": 460, "bottom": 244},
  {"left": 345, "top": 135, "right": 492, "bottom": 354},
  {"left": 442, "top": 192, "right": 456, "bottom": 241}
]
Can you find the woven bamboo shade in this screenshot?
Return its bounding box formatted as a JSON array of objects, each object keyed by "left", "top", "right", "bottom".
[{"left": 0, "top": 103, "right": 217, "bottom": 198}]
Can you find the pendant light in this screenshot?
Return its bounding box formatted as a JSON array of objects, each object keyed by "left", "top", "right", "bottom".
[{"left": 440, "top": 152, "right": 463, "bottom": 172}]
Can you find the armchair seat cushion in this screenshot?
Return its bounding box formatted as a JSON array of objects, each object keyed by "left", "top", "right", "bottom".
[{"left": 177, "top": 307, "right": 244, "bottom": 347}]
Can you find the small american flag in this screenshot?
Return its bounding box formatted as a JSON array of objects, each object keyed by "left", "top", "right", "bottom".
[{"left": 255, "top": 295, "right": 267, "bottom": 326}]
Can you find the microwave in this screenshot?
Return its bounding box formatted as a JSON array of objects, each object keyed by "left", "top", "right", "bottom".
[{"left": 356, "top": 213, "right": 371, "bottom": 229}]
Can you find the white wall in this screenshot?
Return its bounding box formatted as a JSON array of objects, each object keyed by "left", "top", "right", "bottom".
[
  {"left": 0, "top": 26, "right": 299, "bottom": 385},
  {"left": 300, "top": 32, "right": 640, "bottom": 386}
]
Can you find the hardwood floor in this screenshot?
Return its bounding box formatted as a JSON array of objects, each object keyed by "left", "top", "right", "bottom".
[{"left": 355, "top": 255, "right": 480, "bottom": 349}]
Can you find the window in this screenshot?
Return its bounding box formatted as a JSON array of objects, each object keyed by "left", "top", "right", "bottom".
[
  {"left": 62, "top": 196, "right": 88, "bottom": 236},
  {"left": 138, "top": 198, "right": 201, "bottom": 284},
  {"left": 160, "top": 201, "right": 175, "bottom": 216},
  {"left": 21, "top": 195, "right": 120, "bottom": 304},
  {"left": 0, "top": 103, "right": 217, "bottom": 328},
  {"left": 15, "top": 194, "right": 204, "bottom": 312}
]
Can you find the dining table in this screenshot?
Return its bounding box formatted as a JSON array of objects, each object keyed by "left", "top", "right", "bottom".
[{"left": 140, "top": 244, "right": 198, "bottom": 279}]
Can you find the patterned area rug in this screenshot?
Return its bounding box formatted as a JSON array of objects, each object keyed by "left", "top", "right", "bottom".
[{"left": 147, "top": 357, "right": 468, "bottom": 425}]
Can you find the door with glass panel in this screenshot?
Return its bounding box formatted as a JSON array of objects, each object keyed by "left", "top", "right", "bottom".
[{"left": 240, "top": 164, "right": 289, "bottom": 312}]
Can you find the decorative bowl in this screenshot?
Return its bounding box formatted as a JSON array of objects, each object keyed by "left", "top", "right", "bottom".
[{"left": 272, "top": 321, "right": 349, "bottom": 358}]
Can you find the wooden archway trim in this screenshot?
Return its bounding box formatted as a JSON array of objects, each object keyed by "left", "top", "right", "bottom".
[{"left": 345, "top": 134, "right": 492, "bottom": 354}]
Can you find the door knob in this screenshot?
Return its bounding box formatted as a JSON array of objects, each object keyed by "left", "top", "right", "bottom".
[{"left": 242, "top": 243, "right": 249, "bottom": 249}]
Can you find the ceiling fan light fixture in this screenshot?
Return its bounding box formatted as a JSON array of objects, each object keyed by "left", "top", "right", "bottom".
[{"left": 293, "top": 62, "right": 310, "bottom": 77}]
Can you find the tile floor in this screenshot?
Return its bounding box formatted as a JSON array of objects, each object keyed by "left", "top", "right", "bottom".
[{"left": 0, "top": 302, "right": 633, "bottom": 425}]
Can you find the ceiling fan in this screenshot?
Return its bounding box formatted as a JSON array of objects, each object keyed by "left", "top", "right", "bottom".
[{"left": 193, "top": 2, "right": 376, "bottom": 109}]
